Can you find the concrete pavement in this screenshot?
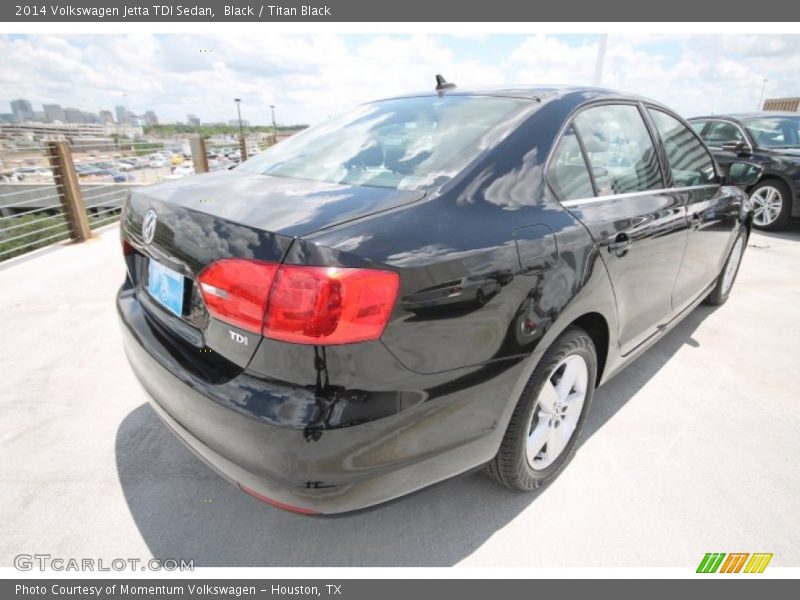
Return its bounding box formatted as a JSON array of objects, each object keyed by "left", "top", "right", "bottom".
[{"left": 1, "top": 225, "right": 799, "bottom": 567}]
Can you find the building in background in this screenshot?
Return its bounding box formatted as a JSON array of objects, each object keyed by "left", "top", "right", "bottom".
[
  {"left": 43, "top": 104, "right": 66, "bottom": 123},
  {"left": 763, "top": 97, "right": 800, "bottom": 112},
  {"left": 63, "top": 107, "right": 84, "bottom": 123},
  {"left": 99, "top": 110, "right": 114, "bottom": 124},
  {"left": 228, "top": 118, "right": 250, "bottom": 127},
  {"left": 115, "top": 105, "right": 128, "bottom": 125},
  {"left": 186, "top": 114, "right": 201, "bottom": 127},
  {"left": 143, "top": 111, "right": 159, "bottom": 126},
  {"left": 10, "top": 99, "right": 34, "bottom": 123}
]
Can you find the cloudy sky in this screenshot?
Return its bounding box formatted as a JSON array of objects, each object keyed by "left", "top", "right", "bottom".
[{"left": 1, "top": 33, "right": 799, "bottom": 126}]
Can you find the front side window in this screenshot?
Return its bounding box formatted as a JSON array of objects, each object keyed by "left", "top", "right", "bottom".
[
  {"left": 573, "top": 104, "right": 663, "bottom": 196},
  {"left": 548, "top": 126, "right": 594, "bottom": 200},
  {"left": 702, "top": 121, "right": 745, "bottom": 147},
  {"left": 237, "top": 95, "right": 529, "bottom": 190},
  {"left": 689, "top": 120, "right": 709, "bottom": 134},
  {"left": 648, "top": 109, "right": 716, "bottom": 187},
  {"left": 743, "top": 117, "right": 800, "bottom": 148}
]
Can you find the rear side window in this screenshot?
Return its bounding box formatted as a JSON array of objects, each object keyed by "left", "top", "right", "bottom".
[
  {"left": 648, "top": 109, "right": 716, "bottom": 187},
  {"left": 573, "top": 104, "right": 663, "bottom": 196},
  {"left": 689, "top": 120, "right": 708, "bottom": 134},
  {"left": 548, "top": 126, "right": 594, "bottom": 200},
  {"left": 703, "top": 121, "right": 745, "bottom": 146}
]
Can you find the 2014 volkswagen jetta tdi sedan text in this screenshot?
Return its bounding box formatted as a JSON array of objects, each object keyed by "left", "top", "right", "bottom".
[{"left": 118, "top": 84, "right": 759, "bottom": 514}]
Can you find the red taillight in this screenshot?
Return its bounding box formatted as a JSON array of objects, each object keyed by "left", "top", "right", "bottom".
[
  {"left": 197, "top": 259, "right": 278, "bottom": 333},
  {"left": 196, "top": 258, "right": 398, "bottom": 345},
  {"left": 265, "top": 265, "right": 399, "bottom": 344}
]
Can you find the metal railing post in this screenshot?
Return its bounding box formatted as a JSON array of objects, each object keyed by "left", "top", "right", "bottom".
[
  {"left": 239, "top": 135, "right": 248, "bottom": 162},
  {"left": 189, "top": 135, "right": 209, "bottom": 174},
  {"left": 46, "top": 141, "right": 92, "bottom": 242}
]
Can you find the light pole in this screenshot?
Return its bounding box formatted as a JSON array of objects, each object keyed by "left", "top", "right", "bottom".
[
  {"left": 593, "top": 34, "right": 608, "bottom": 86},
  {"left": 757, "top": 79, "right": 769, "bottom": 111},
  {"left": 270, "top": 104, "right": 277, "bottom": 145},
  {"left": 234, "top": 98, "right": 247, "bottom": 161}
]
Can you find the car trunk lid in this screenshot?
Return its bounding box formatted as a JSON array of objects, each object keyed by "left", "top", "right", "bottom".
[{"left": 121, "top": 170, "right": 423, "bottom": 370}]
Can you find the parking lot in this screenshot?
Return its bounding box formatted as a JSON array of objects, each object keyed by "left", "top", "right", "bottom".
[{"left": 1, "top": 224, "right": 798, "bottom": 568}]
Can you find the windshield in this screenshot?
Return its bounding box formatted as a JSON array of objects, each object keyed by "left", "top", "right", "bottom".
[
  {"left": 743, "top": 117, "right": 800, "bottom": 148},
  {"left": 237, "top": 95, "right": 530, "bottom": 190}
]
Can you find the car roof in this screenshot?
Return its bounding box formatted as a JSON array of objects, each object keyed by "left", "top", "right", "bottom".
[
  {"left": 374, "top": 85, "right": 661, "bottom": 106},
  {"left": 690, "top": 112, "right": 800, "bottom": 122}
]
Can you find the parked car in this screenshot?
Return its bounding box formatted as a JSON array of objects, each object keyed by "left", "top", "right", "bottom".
[
  {"left": 1, "top": 170, "right": 22, "bottom": 183},
  {"left": 91, "top": 161, "right": 117, "bottom": 170},
  {"left": 208, "top": 158, "right": 237, "bottom": 171},
  {"left": 75, "top": 164, "right": 104, "bottom": 178},
  {"left": 688, "top": 113, "right": 800, "bottom": 230},
  {"left": 14, "top": 166, "right": 54, "bottom": 179},
  {"left": 170, "top": 163, "right": 195, "bottom": 177},
  {"left": 117, "top": 158, "right": 144, "bottom": 170},
  {"left": 118, "top": 84, "right": 758, "bottom": 514},
  {"left": 148, "top": 157, "right": 169, "bottom": 169},
  {"left": 93, "top": 168, "right": 132, "bottom": 183}
]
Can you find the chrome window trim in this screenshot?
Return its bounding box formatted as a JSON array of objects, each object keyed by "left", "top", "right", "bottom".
[{"left": 560, "top": 184, "right": 720, "bottom": 208}]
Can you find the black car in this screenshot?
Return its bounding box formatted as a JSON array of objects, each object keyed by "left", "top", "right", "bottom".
[
  {"left": 688, "top": 113, "right": 800, "bottom": 230},
  {"left": 118, "top": 84, "right": 758, "bottom": 514}
]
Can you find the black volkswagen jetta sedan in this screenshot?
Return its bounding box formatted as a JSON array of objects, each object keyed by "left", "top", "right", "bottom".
[
  {"left": 688, "top": 113, "right": 800, "bottom": 230},
  {"left": 118, "top": 84, "right": 758, "bottom": 514}
]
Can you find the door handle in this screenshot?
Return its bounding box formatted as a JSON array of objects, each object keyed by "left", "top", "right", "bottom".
[
  {"left": 689, "top": 212, "right": 702, "bottom": 229},
  {"left": 607, "top": 233, "right": 632, "bottom": 257}
]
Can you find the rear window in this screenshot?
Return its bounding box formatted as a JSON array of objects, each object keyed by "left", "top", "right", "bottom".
[{"left": 237, "top": 95, "right": 529, "bottom": 190}]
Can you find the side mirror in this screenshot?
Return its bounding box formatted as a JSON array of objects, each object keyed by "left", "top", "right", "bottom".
[
  {"left": 721, "top": 140, "right": 751, "bottom": 155},
  {"left": 726, "top": 161, "right": 762, "bottom": 187}
]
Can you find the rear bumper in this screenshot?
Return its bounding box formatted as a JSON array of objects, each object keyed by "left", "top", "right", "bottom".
[{"left": 117, "top": 287, "right": 532, "bottom": 514}]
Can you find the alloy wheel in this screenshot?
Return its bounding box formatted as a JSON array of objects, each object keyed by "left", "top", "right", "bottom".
[
  {"left": 751, "top": 186, "right": 783, "bottom": 227},
  {"left": 527, "top": 354, "right": 589, "bottom": 470}
]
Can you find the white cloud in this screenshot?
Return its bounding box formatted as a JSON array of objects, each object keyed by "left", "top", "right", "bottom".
[{"left": 1, "top": 34, "right": 798, "bottom": 126}]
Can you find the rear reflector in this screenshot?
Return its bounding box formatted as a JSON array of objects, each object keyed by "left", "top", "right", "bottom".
[
  {"left": 197, "top": 259, "right": 278, "bottom": 333},
  {"left": 239, "top": 484, "right": 320, "bottom": 515},
  {"left": 197, "top": 259, "right": 399, "bottom": 345}
]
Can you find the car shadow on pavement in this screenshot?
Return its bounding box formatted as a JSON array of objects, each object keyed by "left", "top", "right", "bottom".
[{"left": 115, "top": 306, "right": 715, "bottom": 567}]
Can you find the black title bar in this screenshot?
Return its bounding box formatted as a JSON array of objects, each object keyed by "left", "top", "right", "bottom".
[{"left": 4, "top": 0, "right": 800, "bottom": 22}]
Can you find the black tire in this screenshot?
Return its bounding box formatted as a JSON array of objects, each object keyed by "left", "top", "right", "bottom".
[
  {"left": 704, "top": 226, "right": 748, "bottom": 306},
  {"left": 486, "top": 326, "right": 597, "bottom": 491},
  {"left": 749, "top": 179, "right": 791, "bottom": 231}
]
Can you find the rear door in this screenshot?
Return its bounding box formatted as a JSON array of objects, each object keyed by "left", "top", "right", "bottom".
[
  {"left": 551, "top": 102, "right": 688, "bottom": 355},
  {"left": 646, "top": 108, "right": 742, "bottom": 311}
]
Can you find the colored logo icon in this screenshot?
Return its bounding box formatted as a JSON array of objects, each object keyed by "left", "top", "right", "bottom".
[{"left": 697, "top": 552, "right": 773, "bottom": 573}]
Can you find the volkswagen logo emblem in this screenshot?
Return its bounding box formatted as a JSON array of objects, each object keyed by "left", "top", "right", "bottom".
[{"left": 142, "top": 209, "right": 157, "bottom": 245}]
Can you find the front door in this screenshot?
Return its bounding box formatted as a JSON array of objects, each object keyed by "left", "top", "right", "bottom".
[{"left": 646, "top": 108, "right": 742, "bottom": 312}]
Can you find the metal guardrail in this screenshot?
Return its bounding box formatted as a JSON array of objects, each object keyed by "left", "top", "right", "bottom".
[{"left": 0, "top": 133, "right": 268, "bottom": 262}]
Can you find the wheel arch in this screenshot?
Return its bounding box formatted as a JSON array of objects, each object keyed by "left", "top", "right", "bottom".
[
  {"left": 569, "top": 312, "right": 610, "bottom": 387},
  {"left": 749, "top": 171, "right": 794, "bottom": 198}
]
